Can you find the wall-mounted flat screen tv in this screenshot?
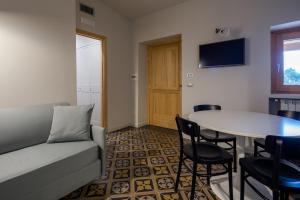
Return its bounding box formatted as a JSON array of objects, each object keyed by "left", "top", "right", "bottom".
[{"left": 199, "top": 38, "right": 245, "bottom": 68}]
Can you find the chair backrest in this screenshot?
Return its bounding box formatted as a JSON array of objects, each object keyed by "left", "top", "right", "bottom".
[
  {"left": 194, "top": 104, "right": 221, "bottom": 112},
  {"left": 175, "top": 115, "right": 199, "bottom": 156},
  {"left": 265, "top": 135, "right": 300, "bottom": 188},
  {"left": 265, "top": 135, "right": 300, "bottom": 160},
  {"left": 277, "top": 110, "right": 300, "bottom": 121}
]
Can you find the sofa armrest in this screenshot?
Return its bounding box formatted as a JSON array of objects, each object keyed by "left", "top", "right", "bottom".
[{"left": 91, "top": 125, "right": 107, "bottom": 176}]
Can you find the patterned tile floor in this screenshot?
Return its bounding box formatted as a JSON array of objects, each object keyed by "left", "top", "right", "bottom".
[{"left": 62, "top": 126, "right": 221, "bottom": 200}]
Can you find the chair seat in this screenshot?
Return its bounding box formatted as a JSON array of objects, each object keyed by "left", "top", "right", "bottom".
[
  {"left": 240, "top": 157, "right": 300, "bottom": 190},
  {"left": 184, "top": 142, "right": 232, "bottom": 164},
  {"left": 201, "top": 129, "right": 236, "bottom": 142},
  {"left": 254, "top": 138, "right": 265, "bottom": 148}
]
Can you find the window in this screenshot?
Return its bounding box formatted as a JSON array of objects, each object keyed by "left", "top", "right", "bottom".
[{"left": 271, "top": 27, "right": 300, "bottom": 93}]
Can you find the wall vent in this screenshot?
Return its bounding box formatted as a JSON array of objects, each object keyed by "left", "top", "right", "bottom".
[{"left": 80, "top": 3, "right": 94, "bottom": 16}]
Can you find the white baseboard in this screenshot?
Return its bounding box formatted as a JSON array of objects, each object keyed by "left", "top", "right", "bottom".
[
  {"left": 108, "top": 123, "right": 133, "bottom": 132},
  {"left": 133, "top": 121, "right": 148, "bottom": 128}
]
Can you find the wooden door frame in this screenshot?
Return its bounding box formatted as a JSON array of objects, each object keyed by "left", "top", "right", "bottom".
[
  {"left": 76, "top": 29, "right": 108, "bottom": 128},
  {"left": 147, "top": 40, "right": 182, "bottom": 127}
]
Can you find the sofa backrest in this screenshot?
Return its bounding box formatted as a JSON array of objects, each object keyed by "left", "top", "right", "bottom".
[{"left": 0, "top": 103, "right": 69, "bottom": 155}]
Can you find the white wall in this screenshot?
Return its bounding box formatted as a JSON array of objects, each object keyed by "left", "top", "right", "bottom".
[
  {"left": 0, "top": 0, "right": 76, "bottom": 107},
  {"left": 77, "top": 0, "right": 133, "bottom": 131},
  {"left": 133, "top": 0, "right": 300, "bottom": 125}
]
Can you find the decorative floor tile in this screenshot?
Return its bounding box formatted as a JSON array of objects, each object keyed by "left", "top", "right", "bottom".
[
  {"left": 133, "top": 158, "right": 148, "bottom": 166},
  {"left": 111, "top": 181, "right": 130, "bottom": 194},
  {"left": 115, "top": 159, "right": 130, "bottom": 168},
  {"left": 161, "top": 192, "right": 183, "bottom": 200},
  {"left": 132, "top": 145, "right": 144, "bottom": 150},
  {"left": 153, "top": 166, "right": 171, "bottom": 176},
  {"left": 145, "top": 139, "right": 157, "bottom": 143},
  {"left": 119, "top": 140, "right": 130, "bottom": 145},
  {"left": 117, "top": 145, "right": 130, "bottom": 151},
  {"left": 111, "top": 196, "right": 131, "bottom": 200},
  {"left": 163, "top": 148, "right": 177, "bottom": 155},
  {"left": 170, "top": 164, "right": 190, "bottom": 174},
  {"left": 160, "top": 143, "right": 172, "bottom": 148},
  {"left": 156, "top": 176, "right": 175, "bottom": 190},
  {"left": 146, "top": 144, "right": 160, "bottom": 149},
  {"left": 134, "top": 179, "right": 154, "bottom": 192},
  {"left": 113, "top": 169, "right": 130, "bottom": 179},
  {"left": 85, "top": 183, "right": 106, "bottom": 197},
  {"left": 132, "top": 151, "right": 147, "bottom": 158},
  {"left": 183, "top": 191, "right": 208, "bottom": 200},
  {"left": 135, "top": 194, "right": 158, "bottom": 200},
  {"left": 150, "top": 156, "right": 166, "bottom": 165},
  {"left": 106, "top": 151, "right": 115, "bottom": 159},
  {"left": 134, "top": 167, "right": 151, "bottom": 177},
  {"left": 62, "top": 126, "right": 220, "bottom": 200},
  {"left": 179, "top": 175, "right": 193, "bottom": 188},
  {"left": 148, "top": 150, "right": 161, "bottom": 156},
  {"left": 107, "top": 160, "right": 113, "bottom": 168},
  {"left": 116, "top": 152, "right": 130, "bottom": 158},
  {"left": 167, "top": 156, "right": 179, "bottom": 163}
]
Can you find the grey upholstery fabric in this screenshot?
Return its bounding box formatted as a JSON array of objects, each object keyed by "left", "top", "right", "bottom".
[
  {"left": 91, "top": 125, "right": 107, "bottom": 176},
  {"left": 0, "top": 103, "right": 69, "bottom": 155},
  {"left": 23, "top": 161, "right": 100, "bottom": 200},
  {"left": 0, "top": 141, "right": 99, "bottom": 199},
  {"left": 47, "top": 105, "right": 94, "bottom": 143}
]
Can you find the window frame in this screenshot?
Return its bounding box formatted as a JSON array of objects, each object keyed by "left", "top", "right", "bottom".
[{"left": 271, "top": 27, "right": 300, "bottom": 94}]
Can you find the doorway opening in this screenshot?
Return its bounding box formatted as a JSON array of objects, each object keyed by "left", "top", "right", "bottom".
[{"left": 76, "top": 29, "right": 107, "bottom": 127}]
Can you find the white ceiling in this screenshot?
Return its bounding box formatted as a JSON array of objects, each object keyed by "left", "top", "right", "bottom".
[{"left": 100, "top": 0, "right": 188, "bottom": 19}]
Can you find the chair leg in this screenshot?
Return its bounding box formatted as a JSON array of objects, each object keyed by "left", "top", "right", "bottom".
[
  {"left": 175, "top": 151, "right": 183, "bottom": 192},
  {"left": 206, "top": 164, "right": 211, "bottom": 185},
  {"left": 233, "top": 139, "right": 237, "bottom": 172},
  {"left": 273, "top": 190, "right": 279, "bottom": 200},
  {"left": 190, "top": 160, "right": 197, "bottom": 200},
  {"left": 254, "top": 143, "right": 258, "bottom": 157},
  {"left": 280, "top": 190, "right": 284, "bottom": 200},
  {"left": 240, "top": 167, "right": 245, "bottom": 200},
  {"left": 284, "top": 191, "right": 289, "bottom": 200},
  {"left": 197, "top": 135, "right": 200, "bottom": 143},
  {"left": 228, "top": 162, "right": 233, "bottom": 200}
]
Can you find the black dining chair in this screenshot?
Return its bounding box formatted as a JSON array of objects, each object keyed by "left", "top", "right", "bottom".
[
  {"left": 175, "top": 115, "right": 233, "bottom": 200},
  {"left": 193, "top": 104, "right": 237, "bottom": 172},
  {"left": 240, "top": 135, "right": 300, "bottom": 200},
  {"left": 254, "top": 110, "right": 300, "bottom": 157}
]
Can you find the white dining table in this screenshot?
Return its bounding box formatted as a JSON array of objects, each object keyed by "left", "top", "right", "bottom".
[{"left": 188, "top": 110, "right": 300, "bottom": 200}]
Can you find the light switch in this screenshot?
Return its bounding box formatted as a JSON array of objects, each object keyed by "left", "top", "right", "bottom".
[
  {"left": 187, "top": 73, "right": 194, "bottom": 78},
  {"left": 187, "top": 83, "right": 193, "bottom": 87}
]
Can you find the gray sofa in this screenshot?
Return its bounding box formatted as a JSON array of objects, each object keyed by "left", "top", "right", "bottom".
[{"left": 0, "top": 103, "right": 106, "bottom": 200}]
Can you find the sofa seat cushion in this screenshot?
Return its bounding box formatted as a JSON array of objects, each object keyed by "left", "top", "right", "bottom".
[{"left": 0, "top": 141, "right": 99, "bottom": 198}]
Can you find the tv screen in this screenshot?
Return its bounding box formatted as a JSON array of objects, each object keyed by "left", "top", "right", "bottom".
[{"left": 199, "top": 38, "right": 245, "bottom": 68}]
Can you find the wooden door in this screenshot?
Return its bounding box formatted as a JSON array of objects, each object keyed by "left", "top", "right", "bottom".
[{"left": 148, "top": 42, "right": 181, "bottom": 129}]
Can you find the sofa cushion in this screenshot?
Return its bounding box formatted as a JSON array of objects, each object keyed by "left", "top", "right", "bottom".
[
  {"left": 0, "top": 141, "right": 99, "bottom": 199},
  {"left": 47, "top": 105, "right": 94, "bottom": 143},
  {"left": 0, "top": 102, "right": 69, "bottom": 155}
]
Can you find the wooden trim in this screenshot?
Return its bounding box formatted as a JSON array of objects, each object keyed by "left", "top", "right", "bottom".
[
  {"left": 271, "top": 27, "right": 300, "bottom": 34},
  {"left": 271, "top": 27, "right": 300, "bottom": 94},
  {"left": 147, "top": 46, "right": 152, "bottom": 125},
  {"left": 76, "top": 29, "right": 108, "bottom": 128}
]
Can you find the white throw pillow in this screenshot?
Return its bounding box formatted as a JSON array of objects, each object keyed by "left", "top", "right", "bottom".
[{"left": 47, "top": 105, "right": 94, "bottom": 143}]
